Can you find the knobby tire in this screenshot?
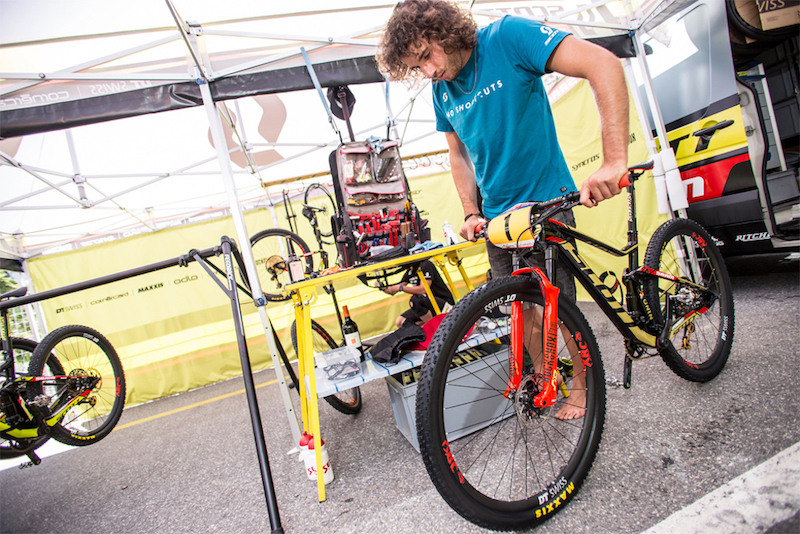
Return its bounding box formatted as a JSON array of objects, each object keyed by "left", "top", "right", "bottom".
[
  {"left": 416, "top": 275, "right": 605, "bottom": 531},
  {"left": 643, "top": 218, "right": 734, "bottom": 382},
  {"left": 26, "top": 325, "right": 126, "bottom": 447}
]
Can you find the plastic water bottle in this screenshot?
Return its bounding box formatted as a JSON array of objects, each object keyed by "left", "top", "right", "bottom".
[
  {"left": 297, "top": 431, "right": 311, "bottom": 462},
  {"left": 301, "top": 436, "right": 334, "bottom": 485},
  {"left": 442, "top": 221, "right": 457, "bottom": 246}
]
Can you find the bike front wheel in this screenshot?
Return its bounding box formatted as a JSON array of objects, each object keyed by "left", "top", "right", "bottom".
[
  {"left": 0, "top": 337, "right": 64, "bottom": 460},
  {"left": 291, "top": 319, "right": 362, "bottom": 415},
  {"left": 250, "top": 228, "right": 313, "bottom": 302},
  {"left": 643, "top": 218, "right": 734, "bottom": 382},
  {"left": 27, "top": 325, "right": 126, "bottom": 447},
  {"left": 416, "top": 275, "right": 605, "bottom": 531}
]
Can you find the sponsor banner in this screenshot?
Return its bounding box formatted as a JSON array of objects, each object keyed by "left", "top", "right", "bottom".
[
  {"left": 27, "top": 173, "right": 488, "bottom": 406},
  {"left": 551, "top": 79, "right": 669, "bottom": 302},
  {"left": 26, "top": 78, "right": 668, "bottom": 406}
]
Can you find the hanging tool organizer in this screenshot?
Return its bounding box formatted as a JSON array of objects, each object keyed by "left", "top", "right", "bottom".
[
  {"left": 301, "top": 47, "right": 429, "bottom": 268},
  {"left": 330, "top": 136, "right": 430, "bottom": 267}
]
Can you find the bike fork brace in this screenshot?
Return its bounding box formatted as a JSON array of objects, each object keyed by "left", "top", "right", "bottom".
[{"left": 503, "top": 267, "right": 560, "bottom": 409}]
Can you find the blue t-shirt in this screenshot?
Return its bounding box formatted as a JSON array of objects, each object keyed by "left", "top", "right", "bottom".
[{"left": 433, "top": 16, "right": 575, "bottom": 219}]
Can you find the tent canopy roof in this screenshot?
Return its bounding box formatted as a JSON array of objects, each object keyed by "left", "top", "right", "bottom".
[{"left": 0, "top": 0, "right": 680, "bottom": 260}]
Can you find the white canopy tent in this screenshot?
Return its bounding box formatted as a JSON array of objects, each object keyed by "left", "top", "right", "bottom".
[
  {"left": 0, "top": 0, "right": 693, "bottom": 444},
  {"left": 0, "top": 0, "right": 691, "bottom": 263}
]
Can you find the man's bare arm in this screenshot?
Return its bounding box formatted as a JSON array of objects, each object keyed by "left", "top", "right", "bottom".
[
  {"left": 547, "top": 35, "right": 629, "bottom": 207},
  {"left": 446, "top": 131, "right": 483, "bottom": 240}
]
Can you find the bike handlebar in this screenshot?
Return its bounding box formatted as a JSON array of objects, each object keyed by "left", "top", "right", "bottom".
[{"left": 474, "top": 161, "right": 654, "bottom": 240}]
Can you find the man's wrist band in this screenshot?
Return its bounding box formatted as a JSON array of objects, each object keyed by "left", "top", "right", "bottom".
[{"left": 464, "top": 212, "right": 482, "bottom": 222}]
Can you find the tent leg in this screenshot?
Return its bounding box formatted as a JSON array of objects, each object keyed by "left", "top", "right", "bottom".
[{"left": 197, "top": 77, "right": 301, "bottom": 445}]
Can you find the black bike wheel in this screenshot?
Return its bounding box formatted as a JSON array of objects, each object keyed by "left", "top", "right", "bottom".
[
  {"left": 250, "top": 228, "right": 314, "bottom": 302},
  {"left": 0, "top": 338, "right": 64, "bottom": 460},
  {"left": 303, "top": 184, "right": 337, "bottom": 238},
  {"left": 27, "top": 325, "right": 126, "bottom": 447},
  {"left": 416, "top": 275, "right": 605, "bottom": 531},
  {"left": 643, "top": 219, "right": 734, "bottom": 382},
  {"left": 291, "top": 319, "right": 362, "bottom": 415}
]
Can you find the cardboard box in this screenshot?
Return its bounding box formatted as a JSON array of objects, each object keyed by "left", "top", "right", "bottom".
[
  {"left": 737, "top": 0, "right": 764, "bottom": 30},
  {"left": 758, "top": 0, "right": 800, "bottom": 31}
]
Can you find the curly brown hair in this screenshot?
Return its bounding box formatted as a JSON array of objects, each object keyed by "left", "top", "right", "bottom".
[{"left": 376, "top": 0, "right": 477, "bottom": 81}]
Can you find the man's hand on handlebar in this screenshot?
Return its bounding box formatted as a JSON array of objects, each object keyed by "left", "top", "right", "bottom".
[
  {"left": 579, "top": 164, "right": 629, "bottom": 208},
  {"left": 461, "top": 214, "right": 487, "bottom": 242}
]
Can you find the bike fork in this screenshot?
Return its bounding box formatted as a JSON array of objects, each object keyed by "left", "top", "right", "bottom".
[{"left": 503, "top": 267, "right": 560, "bottom": 409}]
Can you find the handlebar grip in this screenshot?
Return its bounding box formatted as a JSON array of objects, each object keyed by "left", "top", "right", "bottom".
[{"left": 474, "top": 221, "right": 487, "bottom": 239}]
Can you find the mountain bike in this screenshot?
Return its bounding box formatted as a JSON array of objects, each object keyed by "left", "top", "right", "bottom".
[
  {"left": 415, "top": 162, "right": 734, "bottom": 531},
  {"left": 0, "top": 287, "right": 126, "bottom": 466}
]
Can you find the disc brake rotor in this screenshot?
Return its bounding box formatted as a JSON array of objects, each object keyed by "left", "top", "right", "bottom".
[{"left": 514, "top": 373, "right": 554, "bottom": 430}]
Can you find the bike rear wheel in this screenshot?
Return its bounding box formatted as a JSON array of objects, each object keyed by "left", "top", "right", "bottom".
[
  {"left": 250, "top": 228, "right": 313, "bottom": 302},
  {"left": 643, "top": 219, "right": 734, "bottom": 382},
  {"left": 303, "top": 184, "right": 336, "bottom": 238},
  {"left": 26, "top": 325, "right": 126, "bottom": 447},
  {"left": 0, "top": 337, "right": 64, "bottom": 460},
  {"left": 416, "top": 275, "right": 605, "bottom": 531},
  {"left": 291, "top": 319, "right": 362, "bottom": 415}
]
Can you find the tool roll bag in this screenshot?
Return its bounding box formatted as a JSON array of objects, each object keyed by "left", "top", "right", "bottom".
[{"left": 330, "top": 138, "right": 429, "bottom": 267}]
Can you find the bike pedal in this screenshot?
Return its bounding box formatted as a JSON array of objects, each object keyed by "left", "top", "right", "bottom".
[{"left": 24, "top": 450, "right": 41, "bottom": 467}]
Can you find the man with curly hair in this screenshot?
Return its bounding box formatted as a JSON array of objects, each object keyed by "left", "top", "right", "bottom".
[{"left": 377, "top": 0, "right": 630, "bottom": 420}]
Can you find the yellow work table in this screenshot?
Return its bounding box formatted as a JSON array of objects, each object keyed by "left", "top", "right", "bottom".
[{"left": 286, "top": 240, "right": 484, "bottom": 501}]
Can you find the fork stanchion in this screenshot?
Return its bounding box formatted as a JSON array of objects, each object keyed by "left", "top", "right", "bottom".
[{"left": 220, "top": 237, "right": 284, "bottom": 534}]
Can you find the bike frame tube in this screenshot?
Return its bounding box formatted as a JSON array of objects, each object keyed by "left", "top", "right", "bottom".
[
  {"left": 539, "top": 217, "right": 659, "bottom": 347},
  {"left": 0, "top": 380, "right": 95, "bottom": 439}
]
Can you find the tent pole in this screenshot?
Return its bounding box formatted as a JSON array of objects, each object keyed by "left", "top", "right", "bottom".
[
  {"left": 197, "top": 79, "right": 302, "bottom": 441},
  {"left": 630, "top": 28, "right": 688, "bottom": 215},
  {"left": 621, "top": 58, "right": 672, "bottom": 216}
]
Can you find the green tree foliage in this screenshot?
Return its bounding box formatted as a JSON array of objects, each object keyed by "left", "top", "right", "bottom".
[{"left": 0, "top": 271, "right": 17, "bottom": 294}]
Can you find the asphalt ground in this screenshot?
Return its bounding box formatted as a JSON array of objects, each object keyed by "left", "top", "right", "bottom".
[{"left": 0, "top": 252, "right": 798, "bottom": 534}]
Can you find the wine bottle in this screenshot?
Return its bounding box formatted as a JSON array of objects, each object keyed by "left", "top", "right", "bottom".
[{"left": 341, "top": 305, "right": 364, "bottom": 361}]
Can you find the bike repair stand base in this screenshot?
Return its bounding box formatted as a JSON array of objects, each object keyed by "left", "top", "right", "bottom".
[{"left": 188, "top": 237, "right": 285, "bottom": 534}]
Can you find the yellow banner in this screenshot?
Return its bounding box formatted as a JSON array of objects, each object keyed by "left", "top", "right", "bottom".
[
  {"left": 552, "top": 79, "right": 669, "bottom": 301},
  {"left": 26, "top": 175, "right": 489, "bottom": 406},
  {"left": 26, "top": 80, "right": 666, "bottom": 407}
]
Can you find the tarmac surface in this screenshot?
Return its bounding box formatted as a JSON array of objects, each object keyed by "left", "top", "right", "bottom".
[{"left": 0, "top": 252, "right": 798, "bottom": 534}]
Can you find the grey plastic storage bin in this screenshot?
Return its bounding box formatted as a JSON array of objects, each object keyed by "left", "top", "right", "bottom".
[{"left": 385, "top": 347, "right": 513, "bottom": 452}]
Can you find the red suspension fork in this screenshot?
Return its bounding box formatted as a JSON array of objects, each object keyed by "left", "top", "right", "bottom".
[
  {"left": 503, "top": 299, "right": 525, "bottom": 398},
  {"left": 503, "top": 267, "right": 560, "bottom": 409},
  {"left": 533, "top": 267, "right": 559, "bottom": 408}
]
